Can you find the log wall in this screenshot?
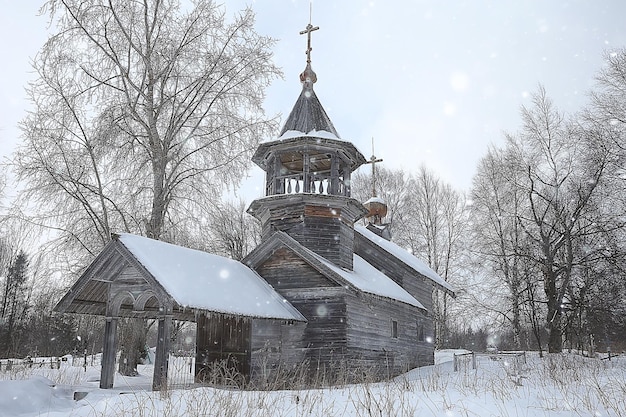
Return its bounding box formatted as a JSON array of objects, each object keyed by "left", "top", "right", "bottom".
[
  {"left": 251, "top": 246, "right": 433, "bottom": 384},
  {"left": 344, "top": 293, "right": 434, "bottom": 375}
]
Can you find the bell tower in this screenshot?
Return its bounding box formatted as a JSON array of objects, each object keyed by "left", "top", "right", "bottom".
[{"left": 248, "top": 22, "right": 368, "bottom": 270}]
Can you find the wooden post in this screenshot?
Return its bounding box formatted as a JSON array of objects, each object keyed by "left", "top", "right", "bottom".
[
  {"left": 266, "top": 155, "right": 274, "bottom": 195},
  {"left": 303, "top": 152, "right": 311, "bottom": 193},
  {"left": 153, "top": 315, "right": 172, "bottom": 391},
  {"left": 274, "top": 155, "right": 284, "bottom": 194},
  {"left": 100, "top": 317, "right": 118, "bottom": 389},
  {"left": 330, "top": 153, "right": 339, "bottom": 195},
  {"left": 453, "top": 354, "right": 458, "bottom": 372},
  {"left": 472, "top": 352, "right": 476, "bottom": 370},
  {"left": 342, "top": 166, "right": 351, "bottom": 196}
]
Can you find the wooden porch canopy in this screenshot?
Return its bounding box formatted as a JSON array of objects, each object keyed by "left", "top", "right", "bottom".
[{"left": 54, "top": 233, "right": 305, "bottom": 390}]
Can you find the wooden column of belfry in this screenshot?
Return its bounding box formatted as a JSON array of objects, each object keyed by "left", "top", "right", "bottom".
[
  {"left": 330, "top": 152, "right": 339, "bottom": 194},
  {"left": 303, "top": 152, "right": 311, "bottom": 192},
  {"left": 342, "top": 165, "right": 352, "bottom": 195}
]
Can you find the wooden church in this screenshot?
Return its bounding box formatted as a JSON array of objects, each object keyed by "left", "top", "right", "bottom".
[{"left": 54, "top": 22, "right": 454, "bottom": 390}]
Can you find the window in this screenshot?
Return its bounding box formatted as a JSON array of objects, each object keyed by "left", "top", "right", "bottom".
[
  {"left": 417, "top": 322, "right": 425, "bottom": 342},
  {"left": 391, "top": 320, "right": 398, "bottom": 338}
]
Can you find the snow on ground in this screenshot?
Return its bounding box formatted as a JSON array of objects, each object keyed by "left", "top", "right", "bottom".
[{"left": 1, "top": 351, "right": 624, "bottom": 417}]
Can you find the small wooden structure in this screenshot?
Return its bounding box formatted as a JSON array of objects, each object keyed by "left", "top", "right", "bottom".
[{"left": 54, "top": 235, "right": 305, "bottom": 390}]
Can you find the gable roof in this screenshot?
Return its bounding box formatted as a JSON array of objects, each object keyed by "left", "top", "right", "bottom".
[
  {"left": 55, "top": 234, "right": 306, "bottom": 322},
  {"left": 244, "top": 231, "right": 425, "bottom": 310},
  {"left": 355, "top": 225, "right": 455, "bottom": 296}
]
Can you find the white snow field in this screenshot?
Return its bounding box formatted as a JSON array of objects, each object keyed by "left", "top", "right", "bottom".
[{"left": 0, "top": 351, "right": 624, "bottom": 416}]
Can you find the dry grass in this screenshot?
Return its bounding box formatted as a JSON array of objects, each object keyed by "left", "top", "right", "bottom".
[{"left": 2, "top": 352, "right": 624, "bottom": 416}]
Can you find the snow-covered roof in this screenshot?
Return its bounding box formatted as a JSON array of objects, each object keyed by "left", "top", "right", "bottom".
[
  {"left": 118, "top": 234, "right": 306, "bottom": 321},
  {"left": 243, "top": 230, "right": 425, "bottom": 309},
  {"left": 278, "top": 129, "right": 339, "bottom": 141},
  {"left": 364, "top": 196, "right": 386, "bottom": 205},
  {"left": 355, "top": 225, "right": 455, "bottom": 294},
  {"left": 321, "top": 254, "right": 425, "bottom": 309}
]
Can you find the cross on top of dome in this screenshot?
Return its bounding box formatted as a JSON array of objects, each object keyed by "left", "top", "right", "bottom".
[{"left": 299, "top": 22, "right": 319, "bottom": 86}]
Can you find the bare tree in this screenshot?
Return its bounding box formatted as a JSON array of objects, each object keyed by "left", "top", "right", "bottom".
[
  {"left": 202, "top": 199, "right": 260, "bottom": 261},
  {"left": 505, "top": 87, "right": 614, "bottom": 353},
  {"left": 471, "top": 145, "right": 529, "bottom": 349},
  {"left": 15, "top": 0, "right": 281, "bottom": 260},
  {"left": 14, "top": 0, "right": 281, "bottom": 374},
  {"left": 403, "top": 167, "right": 467, "bottom": 348},
  {"left": 589, "top": 48, "right": 626, "bottom": 156},
  {"left": 0, "top": 251, "right": 29, "bottom": 356},
  {"left": 351, "top": 167, "right": 413, "bottom": 229},
  {"left": 582, "top": 48, "right": 626, "bottom": 352}
]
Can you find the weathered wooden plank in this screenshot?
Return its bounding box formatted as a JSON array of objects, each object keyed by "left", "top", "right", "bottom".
[
  {"left": 343, "top": 293, "right": 434, "bottom": 374},
  {"left": 257, "top": 248, "right": 338, "bottom": 289},
  {"left": 195, "top": 314, "right": 251, "bottom": 383},
  {"left": 304, "top": 205, "right": 341, "bottom": 218},
  {"left": 152, "top": 315, "right": 172, "bottom": 390}
]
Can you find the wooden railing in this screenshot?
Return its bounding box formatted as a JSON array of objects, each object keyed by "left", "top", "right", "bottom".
[{"left": 268, "top": 173, "right": 348, "bottom": 196}]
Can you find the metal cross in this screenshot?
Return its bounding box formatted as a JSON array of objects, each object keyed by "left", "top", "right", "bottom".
[
  {"left": 300, "top": 23, "right": 319, "bottom": 64},
  {"left": 364, "top": 138, "right": 383, "bottom": 197}
]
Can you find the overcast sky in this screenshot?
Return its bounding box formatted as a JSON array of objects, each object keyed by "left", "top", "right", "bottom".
[{"left": 2, "top": 1, "right": 626, "bottom": 202}]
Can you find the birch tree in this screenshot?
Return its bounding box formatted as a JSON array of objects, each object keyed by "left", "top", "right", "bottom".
[
  {"left": 15, "top": 0, "right": 281, "bottom": 262},
  {"left": 507, "top": 87, "right": 614, "bottom": 353},
  {"left": 584, "top": 48, "right": 626, "bottom": 352},
  {"left": 0, "top": 251, "right": 29, "bottom": 356},
  {"left": 204, "top": 199, "right": 260, "bottom": 261},
  {"left": 14, "top": 0, "right": 281, "bottom": 374},
  {"left": 404, "top": 167, "right": 467, "bottom": 348},
  {"left": 471, "top": 145, "right": 548, "bottom": 351},
  {"left": 471, "top": 146, "right": 527, "bottom": 348},
  {"left": 589, "top": 48, "right": 626, "bottom": 155}
]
